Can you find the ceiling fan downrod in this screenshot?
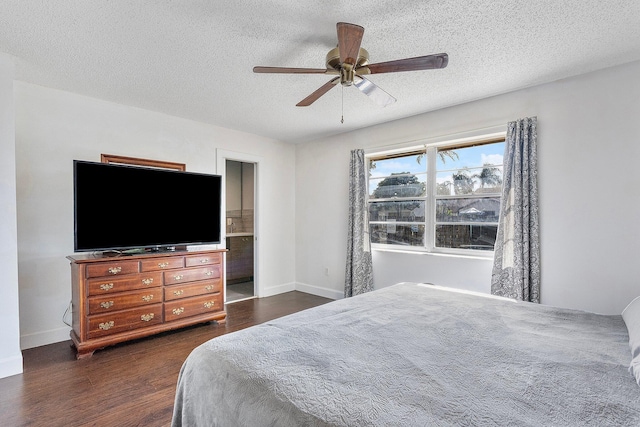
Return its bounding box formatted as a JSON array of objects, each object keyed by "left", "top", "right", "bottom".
[{"left": 340, "top": 63, "right": 355, "bottom": 86}]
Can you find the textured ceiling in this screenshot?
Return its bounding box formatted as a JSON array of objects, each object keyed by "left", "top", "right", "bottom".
[{"left": 1, "top": 1, "right": 639, "bottom": 143}]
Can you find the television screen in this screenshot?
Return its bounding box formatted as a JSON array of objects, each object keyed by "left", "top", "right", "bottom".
[{"left": 73, "top": 160, "right": 222, "bottom": 252}]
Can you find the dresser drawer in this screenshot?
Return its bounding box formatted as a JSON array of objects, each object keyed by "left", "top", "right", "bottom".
[
  {"left": 185, "top": 252, "right": 222, "bottom": 267},
  {"left": 140, "top": 257, "right": 185, "bottom": 272},
  {"left": 87, "top": 304, "right": 163, "bottom": 339},
  {"left": 164, "top": 265, "right": 221, "bottom": 285},
  {"left": 164, "top": 279, "right": 222, "bottom": 301},
  {"left": 88, "top": 287, "right": 163, "bottom": 314},
  {"left": 85, "top": 260, "right": 139, "bottom": 278},
  {"left": 164, "top": 293, "right": 223, "bottom": 322},
  {"left": 87, "top": 272, "right": 163, "bottom": 296}
]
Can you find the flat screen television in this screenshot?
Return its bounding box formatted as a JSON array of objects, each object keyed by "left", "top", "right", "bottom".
[{"left": 73, "top": 160, "right": 222, "bottom": 253}]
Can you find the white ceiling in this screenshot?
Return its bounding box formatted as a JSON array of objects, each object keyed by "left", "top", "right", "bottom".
[{"left": 1, "top": 1, "right": 639, "bottom": 144}]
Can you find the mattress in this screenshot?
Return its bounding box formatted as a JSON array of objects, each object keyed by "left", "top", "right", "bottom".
[{"left": 172, "top": 282, "right": 640, "bottom": 426}]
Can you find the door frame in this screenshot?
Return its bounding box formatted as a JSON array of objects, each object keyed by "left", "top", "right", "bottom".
[{"left": 216, "top": 149, "right": 261, "bottom": 301}]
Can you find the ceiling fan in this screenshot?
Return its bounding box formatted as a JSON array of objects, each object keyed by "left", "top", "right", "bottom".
[{"left": 253, "top": 22, "right": 448, "bottom": 108}]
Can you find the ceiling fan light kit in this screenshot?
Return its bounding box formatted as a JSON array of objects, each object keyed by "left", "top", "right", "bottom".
[{"left": 253, "top": 22, "right": 448, "bottom": 108}]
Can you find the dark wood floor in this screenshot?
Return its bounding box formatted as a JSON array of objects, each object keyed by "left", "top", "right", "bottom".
[{"left": 0, "top": 291, "right": 331, "bottom": 427}]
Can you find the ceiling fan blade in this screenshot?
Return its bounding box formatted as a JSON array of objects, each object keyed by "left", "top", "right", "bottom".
[
  {"left": 296, "top": 77, "right": 340, "bottom": 107},
  {"left": 253, "top": 66, "right": 330, "bottom": 74},
  {"left": 353, "top": 76, "right": 396, "bottom": 107},
  {"left": 366, "top": 53, "right": 449, "bottom": 74},
  {"left": 337, "top": 22, "right": 364, "bottom": 66}
]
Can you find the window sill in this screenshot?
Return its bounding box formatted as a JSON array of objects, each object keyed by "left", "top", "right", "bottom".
[{"left": 371, "top": 246, "right": 494, "bottom": 261}]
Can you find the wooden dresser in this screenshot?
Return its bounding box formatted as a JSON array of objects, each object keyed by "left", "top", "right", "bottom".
[{"left": 67, "top": 249, "right": 226, "bottom": 358}]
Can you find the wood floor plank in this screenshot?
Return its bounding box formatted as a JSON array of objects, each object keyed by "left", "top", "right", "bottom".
[{"left": 0, "top": 291, "right": 331, "bottom": 427}]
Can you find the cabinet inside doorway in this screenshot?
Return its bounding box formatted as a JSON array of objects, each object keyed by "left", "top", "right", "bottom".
[{"left": 226, "top": 235, "right": 254, "bottom": 284}]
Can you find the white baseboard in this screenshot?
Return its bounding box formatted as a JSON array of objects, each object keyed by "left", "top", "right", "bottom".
[
  {"left": 259, "top": 281, "right": 342, "bottom": 300},
  {"left": 0, "top": 354, "right": 23, "bottom": 379},
  {"left": 259, "top": 282, "right": 297, "bottom": 298},
  {"left": 295, "top": 282, "right": 343, "bottom": 300},
  {"left": 21, "top": 326, "right": 71, "bottom": 350}
]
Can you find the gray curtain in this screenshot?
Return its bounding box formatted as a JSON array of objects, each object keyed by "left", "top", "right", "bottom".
[
  {"left": 345, "top": 149, "right": 373, "bottom": 297},
  {"left": 491, "top": 117, "right": 540, "bottom": 302}
]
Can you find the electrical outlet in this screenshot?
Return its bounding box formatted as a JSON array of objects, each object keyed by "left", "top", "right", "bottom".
[{"left": 226, "top": 218, "right": 233, "bottom": 225}]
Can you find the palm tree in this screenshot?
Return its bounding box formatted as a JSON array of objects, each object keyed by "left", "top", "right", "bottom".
[
  {"left": 370, "top": 150, "right": 459, "bottom": 175},
  {"left": 416, "top": 149, "right": 459, "bottom": 166},
  {"left": 437, "top": 149, "right": 459, "bottom": 164},
  {"left": 452, "top": 168, "right": 474, "bottom": 195},
  {"left": 472, "top": 164, "right": 502, "bottom": 189}
]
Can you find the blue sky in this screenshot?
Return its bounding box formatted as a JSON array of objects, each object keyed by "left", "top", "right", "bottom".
[
  {"left": 437, "top": 143, "right": 504, "bottom": 172},
  {"left": 370, "top": 143, "right": 504, "bottom": 177},
  {"left": 369, "top": 142, "right": 505, "bottom": 196}
]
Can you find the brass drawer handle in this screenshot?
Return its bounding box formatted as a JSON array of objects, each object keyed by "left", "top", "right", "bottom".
[
  {"left": 205, "top": 271, "right": 214, "bottom": 276},
  {"left": 205, "top": 285, "right": 214, "bottom": 291},
  {"left": 100, "top": 301, "right": 114, "bottom": 309},
  {"left": 200, "top": 259, "right": 209, "bottom": 263},
  {"left": 173, "top": 290, "right": 184, "bottom": 296},
  {"left": 140, "top": 313, "right": 154, "bottom": 322},
  {"left": 108, "top": 267, "right": 122, "bottom": 275},
  {"left": 172, "top": 307, "right": 184, "bottom": 315},
  {"left": 99, "top": 321, "right": 114, "bottom": 330},
  {"left": 173, "top": 274, "right": 184, "bottom": 281},
  {"left": 142, "top": 278, "right": 154, "bottom": 285},
  {"left": 142, "top": 295, "right": 154, "bottom": 302},
  {"left": 204, "top": 301, "right": 216, "bottom": 309},
  {"left": 100, "top": 283, "right": 114, "bottom": 291},
  {"left": 158, "top": 262, "right": 169, "bottom": 268}
]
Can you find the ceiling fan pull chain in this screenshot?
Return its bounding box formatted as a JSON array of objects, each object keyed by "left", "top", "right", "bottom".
[{"left": 341, "top": 85, "right": 344, "bottom": 124}]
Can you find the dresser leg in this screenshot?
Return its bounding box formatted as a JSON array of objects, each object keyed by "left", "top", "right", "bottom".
[
  {"left": 75, "top": 349, "right": 95, "bottom": 359},
  {"left": 70, "top": 339, "right": 96, "bottom": 359}
]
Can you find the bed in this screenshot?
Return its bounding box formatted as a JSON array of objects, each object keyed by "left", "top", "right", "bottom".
[{"left": 171, "top": 282, "right": 640, "bottom": 426}]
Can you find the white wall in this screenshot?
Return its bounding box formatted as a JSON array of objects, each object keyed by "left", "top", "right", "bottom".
[
  {"left": 14, "top": 82, "right": 297, "bottom": 349},
  {"left": 0, "top": 54, "right": 23, "bottom": 377},
  {"left": 9, "top": 60, "right": 640, "bottom": 357},
  {"left": 295, "top": 60, "right": 640, "bottom": 315}
]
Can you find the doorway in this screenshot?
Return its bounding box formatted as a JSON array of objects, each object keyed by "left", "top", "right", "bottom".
[{"left": 224, "top": 160, "right": 256, "bottom": 302}]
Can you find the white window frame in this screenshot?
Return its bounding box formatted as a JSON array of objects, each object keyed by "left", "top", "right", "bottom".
[{"left": 366, "top": 131, "right": 506, "bottom": 258}]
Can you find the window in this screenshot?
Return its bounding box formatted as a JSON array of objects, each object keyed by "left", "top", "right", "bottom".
[{"left": 368, "top": 137, "right": 505, "bottom": 255}]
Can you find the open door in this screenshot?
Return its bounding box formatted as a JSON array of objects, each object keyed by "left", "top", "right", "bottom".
[
  {"left": 224, "top": 160, "right": 255, "bottom": 302},
  {"left": 217, "top": 149, "right": 261, "bottom": 304}
]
